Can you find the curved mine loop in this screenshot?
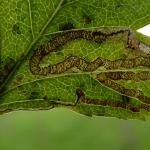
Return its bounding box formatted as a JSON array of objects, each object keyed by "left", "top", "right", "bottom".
[
  {"left": 29, "top": 28, "right": 148, "bottom": 75},
  {"left": 97, "top": 76, "right": 150, "bottom": 104}
]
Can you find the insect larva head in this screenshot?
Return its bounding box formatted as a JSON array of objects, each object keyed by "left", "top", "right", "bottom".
[{"left": 76, "top": 88, "right": 85, "bottom": 97}]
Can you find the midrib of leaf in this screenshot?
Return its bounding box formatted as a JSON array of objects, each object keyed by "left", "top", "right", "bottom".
[{"left": 0, "top": 0, "right": 64, "bottom": 92}]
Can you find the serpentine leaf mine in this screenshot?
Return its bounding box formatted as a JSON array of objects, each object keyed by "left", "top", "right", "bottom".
[{"left": 29, "top": 27, "right": 150, "bottom": 116}]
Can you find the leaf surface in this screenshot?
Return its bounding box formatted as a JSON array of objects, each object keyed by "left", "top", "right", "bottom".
[{"left": 0, "top": 0, "right": 150, "bottom": 120}]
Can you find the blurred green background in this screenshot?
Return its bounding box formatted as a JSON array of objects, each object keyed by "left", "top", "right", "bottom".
[{"left": 0, "top": 108, "right": 150, "bottom": 150}]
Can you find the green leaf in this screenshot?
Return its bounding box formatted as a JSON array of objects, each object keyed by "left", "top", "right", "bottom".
[{"left": 0, "top": 0, "right": 150, "bottom": 120}]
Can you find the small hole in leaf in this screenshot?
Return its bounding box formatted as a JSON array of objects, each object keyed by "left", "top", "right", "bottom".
[{"left": 137, "top": 24, "right": 150, "bottom": 37}]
